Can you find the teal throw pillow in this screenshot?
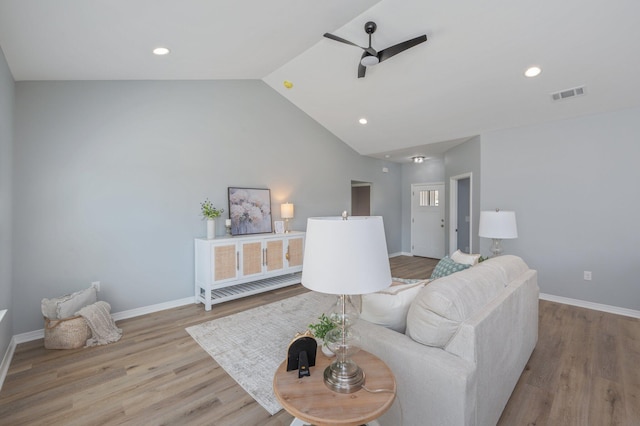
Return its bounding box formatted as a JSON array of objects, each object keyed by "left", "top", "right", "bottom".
[{"left": 430, "top": 256, "right": 471, "bottom": 280}]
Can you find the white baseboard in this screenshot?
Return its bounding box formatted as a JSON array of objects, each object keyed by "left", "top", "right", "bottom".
[
  {"left": 12, "top": 296, "right": 196, "bottom": 345},
  {"left": 389, "top": 251, "right": 413, "bottom": 257},
  {"left": 0, "top": 336, "right": 16, "bottom": 392},
  {"left": 13, "top": 329, "right": 43, "bottom": 344},
  {"left": 13, "top": 297, "right": 195, "bottom": 344},
  {"left": 540, "top": 293, "right": 640, "bottom": 319},
  {"left": 111, "top": 297, "right": 195, "bottom": 322}
]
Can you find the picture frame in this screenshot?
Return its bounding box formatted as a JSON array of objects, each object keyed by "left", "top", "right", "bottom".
[
  {"left": 274, "top": 220, "right": 285, "bottom": 234},
  {"left": 228, "top": 187, "right": 273, "bottom": 236}
]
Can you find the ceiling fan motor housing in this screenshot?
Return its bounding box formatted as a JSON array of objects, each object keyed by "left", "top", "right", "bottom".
[{"left": 364, "top": 21, "right": 377, "bottom": 34}]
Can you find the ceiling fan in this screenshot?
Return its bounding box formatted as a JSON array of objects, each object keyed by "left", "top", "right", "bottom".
[{"left": 324, "top": 21, "right": 427, "bottom": 78}]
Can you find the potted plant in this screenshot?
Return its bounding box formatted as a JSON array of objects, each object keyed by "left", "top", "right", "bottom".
[
  {"left": 309, "top": 313, "right": 338, "bottom": 357},
  {"left": 201, "top": 199, "right": 224, "bottom": 239}
]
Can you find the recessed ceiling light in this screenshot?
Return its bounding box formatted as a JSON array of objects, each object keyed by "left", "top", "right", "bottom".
[
  {"left": 412, "top": 156, "right": 426, "bottom": 163},
  {"left": 359, "top": 118, "right": 368, "bottom": 125},
  {"left": 153, "top": 47, "right": 170, "bottom": 56},
  {"left": 524, "top": 66, "right": 542, "bottom": 78},
  {"left": 384, "top": 154, "right": 391, "bottom": 158}
]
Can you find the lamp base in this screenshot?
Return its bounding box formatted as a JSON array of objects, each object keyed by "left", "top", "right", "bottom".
[
  {"left": 490, "top": 238, "right": 504, "bottom": 257},
  {"left": 323, "top": 360, "right": 365, "bottom": 394}
]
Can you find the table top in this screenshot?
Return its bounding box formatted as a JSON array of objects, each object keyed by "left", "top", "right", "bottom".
[{"left": 273, "top": 348, "right": 396, "bottom": 426}]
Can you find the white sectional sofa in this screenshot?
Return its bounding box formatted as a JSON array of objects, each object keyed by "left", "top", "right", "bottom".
[{"left": 355, "top": 255, "right": 539, "bottom": 426}]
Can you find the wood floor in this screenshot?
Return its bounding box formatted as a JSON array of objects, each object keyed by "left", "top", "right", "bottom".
[
  {"left": 498, "top": 299, "right": 640, "bottom": 426},
  {"left": 1, "top": 256, "right": 638, "bottom": 425}
]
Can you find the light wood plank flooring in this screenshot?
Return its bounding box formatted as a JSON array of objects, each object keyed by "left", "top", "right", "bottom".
[
  {"left": 498, "top": 299, "right": 640, "bottom": 425},
  {"left": 1, "top": 256, "right": 638, "bottom": 425}
]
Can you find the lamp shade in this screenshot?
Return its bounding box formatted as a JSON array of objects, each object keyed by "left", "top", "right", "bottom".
[
  {"left": 301, "top": 216, "right": 392, "bottom": 295},
  {"left": 281, "top": 203, "right": 294, "bottom": 219},
  {"left": 479, "top": 210, "right": 518, "bottom": 239}
]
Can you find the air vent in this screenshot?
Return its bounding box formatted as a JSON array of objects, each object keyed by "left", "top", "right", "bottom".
[{"left": 551, "top": 86, "right": 586, "bottom": 101}]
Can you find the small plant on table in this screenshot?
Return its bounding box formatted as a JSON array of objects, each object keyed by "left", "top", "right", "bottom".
[{"left": 309, "top": 314, "right": 338, "bottom": 357}]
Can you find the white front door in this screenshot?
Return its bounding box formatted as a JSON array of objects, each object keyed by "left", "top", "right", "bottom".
[{"left": 411, "top": 183, "right": 445, "bottom": 258}]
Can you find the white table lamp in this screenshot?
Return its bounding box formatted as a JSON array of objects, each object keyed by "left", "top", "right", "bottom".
[
  {"left": 302, "top": 215, "right": 392, "bottom": 393},
  {"left": 281, "top": 203, "right": 294, "bottom": 233},
  {"left": 479, "top": 209, "right": 518, "bottom": 256}
]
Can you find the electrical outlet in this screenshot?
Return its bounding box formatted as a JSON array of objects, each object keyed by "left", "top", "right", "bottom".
[
  {"left": 583, "top": 271, "right": 592, "bottom": 281},
  {"left": 91, "top": 281, "right": 101, "bottom": 291}
]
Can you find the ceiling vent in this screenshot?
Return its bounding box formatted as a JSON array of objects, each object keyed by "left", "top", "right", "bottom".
[{"left": 551, "top": 86, "right": 586, "bottom": 102}]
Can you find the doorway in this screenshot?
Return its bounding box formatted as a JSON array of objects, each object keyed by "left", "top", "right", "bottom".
[
  {"left": 411, "top": 183, "right": 445, "bottom": 258},
  {"left": 449, "top": 173, "right": 473, "bottom": 254},
  {"left": 351, "top": 181, "right": 371, "bottom": 216}
]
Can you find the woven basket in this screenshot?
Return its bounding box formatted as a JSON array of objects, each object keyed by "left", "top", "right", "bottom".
[{"left": 44, "top": 315, "right": 91, "bottom": 349}]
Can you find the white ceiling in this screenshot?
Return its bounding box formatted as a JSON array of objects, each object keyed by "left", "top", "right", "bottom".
[{"left": 2, "top": 0, "right": 640, "bottom": 162}]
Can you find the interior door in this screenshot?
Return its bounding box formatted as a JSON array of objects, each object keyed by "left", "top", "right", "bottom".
[
  {"left": 411, "top": 183, "right": 445, "bottom": 258},
  {"left": 351, "top": 182, "right": 371, "bottom": 216}
]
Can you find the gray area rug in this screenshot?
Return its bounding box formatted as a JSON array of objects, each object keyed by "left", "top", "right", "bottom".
[{"left": 186, "top": 291, "right": 335, "bottom": 415}]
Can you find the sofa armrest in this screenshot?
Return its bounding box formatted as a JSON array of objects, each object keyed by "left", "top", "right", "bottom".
[
  {"left": 354, "top": 320, "right": 477, "bottom": 426},
  {"left": 445, "top": 268, "right": 539, "bottom": 426}
]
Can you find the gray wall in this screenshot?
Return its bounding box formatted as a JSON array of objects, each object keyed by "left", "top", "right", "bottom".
[
  {"left": 0, "top": 47, "right": 14, "bottom": 358},
  {"left": 6, "top": 77, "right": 640, "bottom": 339},
  {"left": 482, "top": 107, "right": 640, "bottom": 310},
  {"left": 400, "top": 158, "right": 445, "bottom": 253},
  {"left": 445, "top": 137, "right": 481, "bottom": 254},
  {"left": 12, "top": 80, "right": 401, "bottom": 333}
]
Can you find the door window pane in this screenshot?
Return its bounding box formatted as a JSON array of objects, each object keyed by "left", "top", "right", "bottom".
[{"left": 419, "top": 190, "right": 439, "bottom": 207}]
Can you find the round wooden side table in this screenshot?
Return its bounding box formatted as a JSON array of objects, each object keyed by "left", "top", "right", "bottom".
[{"left": 273, "top": 348, "right": 396, "bottom": 426}]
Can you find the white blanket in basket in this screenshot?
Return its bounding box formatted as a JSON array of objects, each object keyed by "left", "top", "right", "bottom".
[{"left": 76, "top": 301, "right": 122, "bottom": 347}]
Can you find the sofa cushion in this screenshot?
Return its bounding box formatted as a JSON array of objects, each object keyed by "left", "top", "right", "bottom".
[
  {"left": 430, "top": 256, "right": 471, "bottom": 280},
  {"left": 406, "top": 263, "right": 507, "bottom": 347},
  {"left": 450, "top": 250, "right": 481, "bottom": 266},
  {"left": 480, "top": 255, "right": 530, "bottom": 286},
  {"left": 360, "top": 279, "right": 427, "bottom": 333}
]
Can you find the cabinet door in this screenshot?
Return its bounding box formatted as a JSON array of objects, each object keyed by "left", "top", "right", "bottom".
[
  {"left": 213, "top": 243, "right": 238, "bottom": 282},
  {"left": 241, "top": 241, "right": 263, "bottom": 277},
  {"left": 265, "top": 239, "right": 284, "bottom": 272},
  {"left": 286, "top": 236, "right": 304, "bottom": 268}
]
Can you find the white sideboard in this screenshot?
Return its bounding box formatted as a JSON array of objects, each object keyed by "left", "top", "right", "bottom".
[{"left": 194, "top": 231, "right": 305, "bottom": 311}]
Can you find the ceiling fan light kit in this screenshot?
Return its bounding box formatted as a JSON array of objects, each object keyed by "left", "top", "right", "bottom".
[
  {"left": 360, "top": 55, "right": 379, "bottom": 67},
  {"left": 324, "top": 21, "right": 427, "bottom": 78}
]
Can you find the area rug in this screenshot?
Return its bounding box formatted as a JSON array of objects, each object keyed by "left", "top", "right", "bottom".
[{"left": 186, "top": 291, "right": 335, "bottom": 415}]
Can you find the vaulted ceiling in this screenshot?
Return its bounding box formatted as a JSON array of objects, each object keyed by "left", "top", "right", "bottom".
[{"left": 1, "top": 0, "right": 639, "bottom": 162}]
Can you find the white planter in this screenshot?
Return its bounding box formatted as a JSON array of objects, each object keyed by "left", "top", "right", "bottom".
[{"left": 207, "top": 219, "right": 215, "bottom": 239}]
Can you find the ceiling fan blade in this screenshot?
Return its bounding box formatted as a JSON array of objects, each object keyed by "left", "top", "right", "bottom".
[
  {"left": 358, "top": 52, "right": 367, "bottom": 78},
  {"left": 324, "top": 33, "right": 376, "bottom": 56},
  {"left": 378, "top": 34, "right": 427, "bottom": 63}
]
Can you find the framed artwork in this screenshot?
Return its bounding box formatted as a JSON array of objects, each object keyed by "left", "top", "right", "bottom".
[
  {"left": 228, "top": 187, "right": 273, "bottom": 235},
  {"left": 274, "top": 220, "right": 285, "bottom": 234}
]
